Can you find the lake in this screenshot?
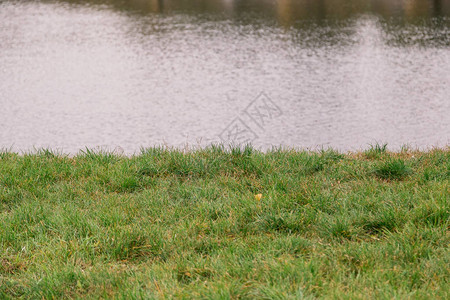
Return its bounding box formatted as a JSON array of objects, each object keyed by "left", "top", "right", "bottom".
[{"left": 1, "top": 0, "right": 449, "bottom": 154}]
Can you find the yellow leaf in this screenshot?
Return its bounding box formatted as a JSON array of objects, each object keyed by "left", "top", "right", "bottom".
[{"left": 254, "top": 194, "right": 262, "bottom": 201}]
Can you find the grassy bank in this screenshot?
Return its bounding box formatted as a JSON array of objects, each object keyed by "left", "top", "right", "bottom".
[{"left": 0, "top": 145, "right": 448, "bottom": 299}]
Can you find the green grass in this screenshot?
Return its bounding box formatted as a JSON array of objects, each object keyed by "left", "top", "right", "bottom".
[
  {"left": 364, "top": 143, "right": 388, "bottom": 160},
  {"left": 0, "top": 145, "right": 449, "bottom": 299}
]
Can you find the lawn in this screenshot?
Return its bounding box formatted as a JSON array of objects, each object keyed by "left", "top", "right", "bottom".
[{"left": 0, "top": 145, "right": 448, "bottom": 299}]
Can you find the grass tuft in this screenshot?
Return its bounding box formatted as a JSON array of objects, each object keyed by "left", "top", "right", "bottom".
[
  {"left": 373, "top": 158, "right": 412, "bottom": 180},
  {"left": 365, "top": 143, "right": 388, "bottom": 159}
]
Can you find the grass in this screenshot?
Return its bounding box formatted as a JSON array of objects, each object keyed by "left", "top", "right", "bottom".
[
  {"left": 372, "top": 158, "right": 412, "bottom": 181},
  {"left": 0, "top": 145, "right": 449, "bottom": 299},
  {"left": 364, "top": 143, "right": 388, "bottom": 160}
]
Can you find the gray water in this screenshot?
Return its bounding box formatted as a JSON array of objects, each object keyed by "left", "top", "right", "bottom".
[{"left": 1, "top": 0, "right": 449, "bottom": 154}]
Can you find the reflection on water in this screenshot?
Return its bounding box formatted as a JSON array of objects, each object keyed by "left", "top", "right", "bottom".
[
  {"left": 55, "top": 0, "right": 450, "bottom": 21},
  {"left": 0, "top": 0, "right": 449, "bottom": 153},
  {"left": 51, "top": 0, "right": 450, "bottom": 17}
]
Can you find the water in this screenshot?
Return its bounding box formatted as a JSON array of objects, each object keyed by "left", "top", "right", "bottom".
[{"left": 1, "top": 0, "right": 449, "bottom": 154}]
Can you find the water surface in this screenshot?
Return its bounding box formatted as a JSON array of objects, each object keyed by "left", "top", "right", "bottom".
[{"left": 1, "top": 0, "right": 449, "bottom": 153}]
